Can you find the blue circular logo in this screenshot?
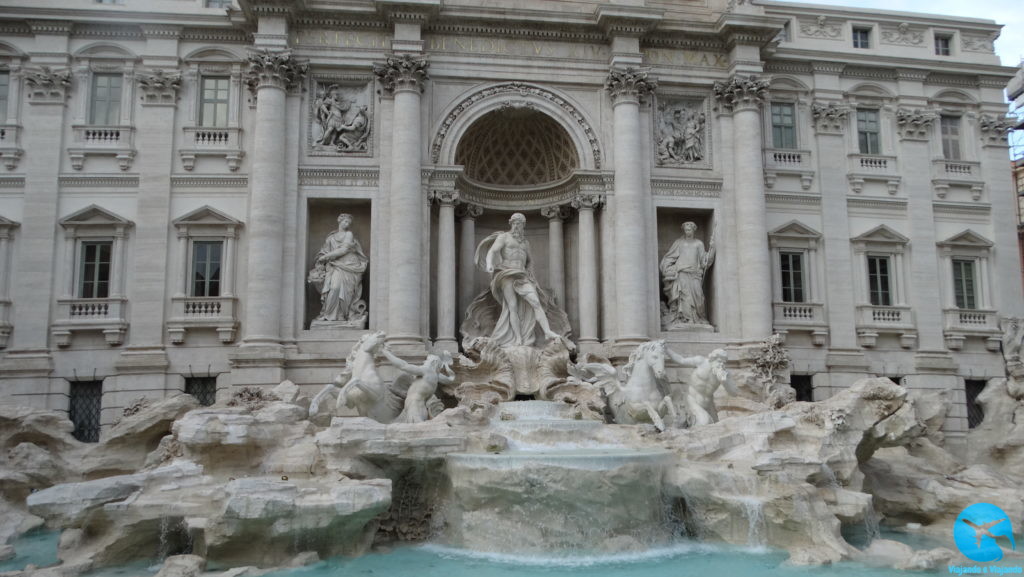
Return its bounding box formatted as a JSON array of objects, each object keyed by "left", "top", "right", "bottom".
[{"left": 954, "top": 503, "right": 1017, "bottom": 562}]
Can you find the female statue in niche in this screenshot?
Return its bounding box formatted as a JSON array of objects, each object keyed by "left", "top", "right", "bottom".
[
  {"left": 660, "top": 221, "right": 714, "bottom": 328},
  {"left": 308, "top": 213, "right": 369, "bottom": 328}
]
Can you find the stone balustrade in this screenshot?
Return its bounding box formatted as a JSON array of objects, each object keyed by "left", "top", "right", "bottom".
[{"left": 51, "top": 297, "right": 129, "bottom": 346}]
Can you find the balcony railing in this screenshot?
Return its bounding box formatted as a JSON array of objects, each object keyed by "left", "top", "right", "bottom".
[
  {"left": 168, "top": 295, "right": 238, "bottom": 344},
  {"left": 855, "top": 304, "right": 916, "bottom": 348},
  {"left": 943, "top": 308, "right": 998, "bottom": 333},
  {"left": 763, "top": 149, "right": 814, "bottom": 190},
  {"left": 52, "top": 297, "right": 129, "bottom": 346},
  {"left": 847, "top": 154, "right": 900, "bottom": 194},
  {"left": 180, "top": 126, "right": 243, "bottom": 171},
  {"left": 932, "top": 159, "right": 981, "bottom": 181},
  {"left": 69, "top": 125, "right": 136, "bottom": 170},
  {"left": 773, "top": 302, "right": 825, "bottom": 325}
]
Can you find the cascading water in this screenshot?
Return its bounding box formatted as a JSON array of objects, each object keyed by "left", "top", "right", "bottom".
[
  {"left": 442, "top": 401, "right": 673, "bottom": 554},
  {"left": 736, "top": 496, "right": 767, "bottom": 548}
]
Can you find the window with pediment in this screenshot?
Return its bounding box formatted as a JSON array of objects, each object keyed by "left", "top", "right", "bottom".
[
  {"left": 851, "top": 225, "right": 916, "bottom": 348},
  {"left": 68, "top": 45, "right": 137, "bottom": 171},
  {"left": 769, "top": 221, "right": 827, "bottom": 345},
  {"left": 52, "top": 205, "right": 133, "bottom": 347},
  {"left": 168, "top": 205, "right": 242, "bottom": 344}
]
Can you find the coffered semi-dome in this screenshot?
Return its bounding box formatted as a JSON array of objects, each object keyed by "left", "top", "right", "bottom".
[{"left": 455, "top": 108, "right": 579, "bottom": 187}]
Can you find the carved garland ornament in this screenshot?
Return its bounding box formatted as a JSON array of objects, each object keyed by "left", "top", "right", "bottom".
[
  {"left": 136, "top": 69, "right": 181, "bottom": 104},
  {"left": 24, "top": 66, "right": 72, "bottom": 102},
  {"left": 979, "top": 114, "right": 1016, "bottom": 144},
  {"left": 604, "top": 68, "right": 657, "bottom": 104},
  {"left": 244, "top": 49, "right": 308, "bottom": 94},
  {"left": 810, "top": 101, "right": 849, "bottom": 133},
  {"left": 712, "top": 75, "right": 769, "bottom": 111},
  {"left": 895, "top": 108, "right": 936, "bottom": 140},
  {"left": 372, "top": 54, "right": 428, "bottom": 94},
  {"left": 430, "top": 82, "right": 602, "bottom": 169}
]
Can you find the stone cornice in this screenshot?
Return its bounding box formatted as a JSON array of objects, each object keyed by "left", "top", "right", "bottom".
[
  {"left": 297, "top": 167, "right": 379, "bottom": 187},
  {"left": 373, "top": 53, "right": 428, "bottom": 95},
  {"left": 765, "top": 192, "right": 821, "bottom": 206},
  {"left": 170, "top": 175, "right": 249, "bottom": 189},
  {"left": 594, "top": 5, "right": 664, "bottom": 38},
  {"left": 650, "top": 178, "right": 723, "bottom": 198},
  {"left": 244, "top": 49, "right": 307, "bottom": 93},
  {"left": 933, "top": 201, "right": 991, "bottom": 216},
  {"left": 605, "top": 67, "right": 657, "bottom": 105},
  {"left": 59, "top": 175, "right": 140, "bottom": 188},
  {"left": 140, "top": 24, "right": 183, "bottom": 39},
  {"left": 181, "top": 27, "right": 251, "bottom": 44},
  {"left": 715, "top": 12, "right": 786, "bottom": 49},
  {"left": 841, "top": 66, "right": 897, "bottom": 81},
  {"left": 764, "top": 60, "right": 813, "bottom": 75},
  {"left": 642, "top": 33, "right": 725, "bottom": 52},
  {"left": 426, "top": 21, "right": 604, "bottom": 44},
  {"left": 0, "top": 177, "right": 25, "bottom": 189},
  {"left": 374, "top": 0, "right": 441, "bottom": 25},
  {"left": 27, "top": 20, "right": 72, "bottom": 36},
  {"left": 0, "top": 22, "right": 32, "bottom": 36}
]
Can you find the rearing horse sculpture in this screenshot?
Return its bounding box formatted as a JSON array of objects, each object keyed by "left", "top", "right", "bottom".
[
  {"left": 309, "top": 331, "right": 404, "bottom": 423},
  {"left": 601, "top": 340, "right": 680, "bottom": 431}
]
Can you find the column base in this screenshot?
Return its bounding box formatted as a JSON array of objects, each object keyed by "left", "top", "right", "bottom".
[
  {"left": 433, "top": 338, "right": 459, "bottom": 355},
  {"left": 386, "top": 333, "right": 427, "bottom": 357}
]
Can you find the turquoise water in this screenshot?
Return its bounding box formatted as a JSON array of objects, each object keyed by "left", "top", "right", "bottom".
[
  {"left": 254, "top": 543, "right": 928, "bottom": 577},
  {"left": 0, "top": 529, "right": 60, "bottom": 572}
]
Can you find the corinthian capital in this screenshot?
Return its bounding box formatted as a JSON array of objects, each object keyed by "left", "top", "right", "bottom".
[
  {"left": 23, "top": 66, "right": 72, "bottom": 103},
  {"left": 571, "top": 193, "right": 604, "bottom": 211},
  {"left": 712, "top": 75, "right": 769, "bottom": 111},
  {"left": 605, "top": 67, "right": 657, "bottom": 105},
  {"left": 244, "top": 49, "right": 308, "bottom": 94},
  {"left": 373, "top": 54, "right": 429, "bottom": 95},
  {"left": 137, "top": 69, "right": 181, "bottom": 105},
  {"left": 979, "top": 114, "right": 1015, "bottom": 146}
]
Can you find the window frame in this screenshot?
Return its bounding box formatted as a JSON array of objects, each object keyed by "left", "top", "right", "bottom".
[
  {"left": 934, "top": 34, "right": 952, "bottom": 56},
  {"left": 939, "top": 114, "right": 962, "bottom": 160},
  {"left": 769, "top": 101, "right": 798, "bottom": 150},
  {"left": 856, "top": 108, "right": 882, "bottom": 155},
  {"left": 866, "top": 254, "right": 893, "bottom": 307},
  {"left": 0, "top": 70, "right": 9, "bottom": 125},
  {"left": 851, "top": 225, "right": 909, "bottom": 308},
  {"left": 190, "top": 239, "right": 224, "bottom": 298},
  {"left": 77, "top": 239, "right": 113, "bottom": 299},
  {"left": 59, "top": 205, "right": 133, "bottom": 302},
  {"left": 937, "top": 230, "right": 994, "bottom": 312},
  {"left": 768, "top": 221, "right": 823, "bottom": 305},
  {"left": 198, "top": 75, "right": 231, "bottom": 128},
  {"left": 951, "top": 257, "right": 977, "bottom": 310},
  {"left": 852, "top": 26, "right": 872, "bottom": 49},
  {"left": 172, "top": 205, "right": 242, "bottom": 300},
  {"left": 779, "top": 250, "right": 807, "bottom": 303}
]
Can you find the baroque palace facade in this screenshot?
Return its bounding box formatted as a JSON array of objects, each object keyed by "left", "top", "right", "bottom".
[{"left": 0, "top": 0, "right": 1019, "bottom": 451}]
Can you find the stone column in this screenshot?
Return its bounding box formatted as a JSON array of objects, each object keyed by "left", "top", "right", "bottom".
[
  {"left": 980, "top": 115, "right": 1024, "bottom": 317},
  {"left": 605, "top": 68, "right": 656, "bottom": 346},
  {"left": 374, "top": 54, "right": 429, "bottom": 351},
  {"left": 540, "top": 205, "right": 570, "bottom": 307},
  {"left": 457, "top": 203, "right": 482, "bottom": 327},
  {"left": 432, "top": 189, "right": 459, "bottom": 352},
  {"left": 896, "top": 109, "right": 948, "bottom": 357},
  {"left": 240, "top": 50, "right": 306, "bottom": 348},
  {"left": 0, "top": 60, "right": 71, "bottom": 406},
  {"left": 573, "top": 193, "right": 603, "bottom": 350},
  {"left": 713, "top": 75, "right": 773, "bottom": 341}
]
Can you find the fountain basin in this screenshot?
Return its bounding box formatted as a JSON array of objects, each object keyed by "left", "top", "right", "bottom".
[{"left": 443, "top": 449, "right": 672, "bottom": 553}]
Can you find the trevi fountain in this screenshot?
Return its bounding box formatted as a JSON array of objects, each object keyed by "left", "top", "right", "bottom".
[{"left": 1, "top": 210, "right": 1023, "bottom": 577}]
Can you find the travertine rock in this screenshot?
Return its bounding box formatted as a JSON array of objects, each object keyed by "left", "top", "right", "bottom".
[
  {"left": 967, "top": 378, "right": 1024, "bottom": 476},
  {"left": 154, "top": 554, "right": 205, "bottom": 577},
  {"left": 83, "top": 395, "right": 199, "bottom": 477}
]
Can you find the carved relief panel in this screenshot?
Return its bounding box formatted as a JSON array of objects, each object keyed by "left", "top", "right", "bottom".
[
  {"left": 654, "top": 95, "right": 711, "bottom": 169},
  {"left": 308, "top": 76, "right": 373, "bottom": 156}
]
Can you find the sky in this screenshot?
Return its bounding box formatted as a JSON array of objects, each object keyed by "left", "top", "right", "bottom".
[{"left": 798, "top": 0, "right": 1024, "bottom": 66}]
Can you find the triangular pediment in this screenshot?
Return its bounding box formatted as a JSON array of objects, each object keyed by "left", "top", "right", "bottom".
[
  {"left": 769, "top": 220, "right": 821, "bottom": 239},
  {"left": 0, "top": 215, "right": 20, "bottom": 228},
  {"left": 59, "top": 205, "right": 133, "bottom": 228},
  {"left": 938, "top": 229, "right": 993, "bottom": 248},
  {"left": 173, "top": 205, "right": 243, "bottom": 227},
  {"left": 852, "top": 224, "right": 908, "bottom": 245}
]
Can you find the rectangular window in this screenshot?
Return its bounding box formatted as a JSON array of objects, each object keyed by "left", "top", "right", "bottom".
[
  {"left": 192, "top": 241, "right": 222, "bottom": 297},
  {"left": 940, "top": 115, "right": 961, "bottom": 160},
  {"left": 89, "top": 73, "right": 122, "bottom": 125},
  {"left": 965, "top": 379, "right": 986, "bottom": 429},
  {"left": 867, "top": 255, "right": 892, "bottom": 306},
  {"left": 935, "top": 35, "right": 952, "bottom": 56},
  {"left": 69, "top": 380, "right": 103, "bottom": 443},
  {"left": 79, "top": 241, "right": 112, "bottom": 299},
  {"left": 952, "top": 258, "right": 977, "bottom": 309},
  {"left": 857, "top": 109, "right": 881, "bottom": 155},
  {"left": 852, "top": 27, "right": 871, "bottom": 49},
  {"left": 185, "top": 376, "right": 217, "bottom": 407},
  {"left": 0, "top": 71, "right": 9, "bottom": 124},
  {"left": 199, "top": 77, "right": 230, "bottom": 128},
  {"left": 770, "top": 103, "right": 797, "bottom": 149},
  {"left": 779, "top": 251, "right": 806, "bottom": 303}
]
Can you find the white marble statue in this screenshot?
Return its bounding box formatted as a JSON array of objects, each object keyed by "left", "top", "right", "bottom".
[
  {"left": 308, "top": 213, "right": 369, "bottom": 328},
  {"left": 660, "top": 221, "right": 715, "bottom": 328},
  {"left": 461, "top": 213, "right": 571, "bottom": 348},
  {"left": 602, "top": 340, "right": 679, "bottom": 432},
  {"left": 309, "top": 331, "right": 403, "bottom": 423},
  {"left": 381, "top": 347, "right": 453, "bottom": 423},
  {"left": 666, "top": 347, "right": 737, "bottom": 426}
]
